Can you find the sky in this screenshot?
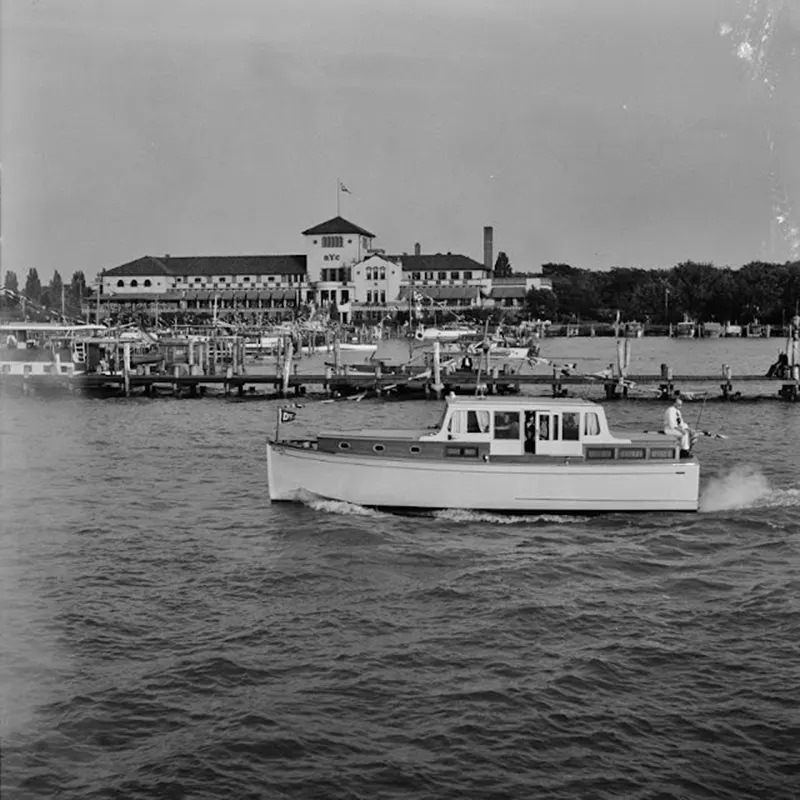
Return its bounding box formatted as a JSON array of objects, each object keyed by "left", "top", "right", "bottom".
[{"left": 2, "top": 0, "right": 800, "bottom": 283}]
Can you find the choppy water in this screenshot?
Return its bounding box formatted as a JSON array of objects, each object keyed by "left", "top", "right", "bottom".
[{"left": 2, "top": 337, "right": 799, "bottom": 799}]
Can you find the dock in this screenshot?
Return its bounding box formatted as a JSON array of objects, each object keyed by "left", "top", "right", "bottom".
[{"left": 4, "top": 367, "right": 798, "bottom": 402}]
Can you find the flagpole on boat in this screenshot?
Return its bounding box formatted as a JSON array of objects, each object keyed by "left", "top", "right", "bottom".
[{"left": 275, "top": 406, "right": 281, "bottom": 442}]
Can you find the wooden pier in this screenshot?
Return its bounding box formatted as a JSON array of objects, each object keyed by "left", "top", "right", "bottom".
[{"left": 3, "top": 367, "right": 799, "bottom": 402}]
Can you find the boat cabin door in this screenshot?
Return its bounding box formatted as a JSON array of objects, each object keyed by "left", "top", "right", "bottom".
[
  {"left": 522, "top": 410, "right": 552, "bottom": 455},
  {"left": 490, "top": 409, "right": 523, "bottom": 456}
]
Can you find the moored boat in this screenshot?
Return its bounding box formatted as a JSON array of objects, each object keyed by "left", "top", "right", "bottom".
[
  {"left": 674, "top": 318, "right": 697, "bottom": 339},
  {"left": 700, "top": 321, "right": 723, "bottom": 338},
  {"left": 724, "top": 323, "right": 742, "bottom": 337},
  {"left": 0, "top": 322, "right": 107, "bottom": 377},
  {"left": 266, "top": 396, "right": 700, "bottom": 513}
]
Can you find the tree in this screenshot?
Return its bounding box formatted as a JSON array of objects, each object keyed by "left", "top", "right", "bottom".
[
  {"left": 525, "top": 287, "right": 559, "bottom": 321},
  {"left": 3, "top": 270, "right": 19, "bottom": 293},
  {"left": 50, "top": 270, "right": 64, "bottom": 313},
  {"left": 494, "top": 252, "right": 512, "bottom": 278},
  {"left": 24, "top": 268, "right": 42, "bottom": 304},
  {"left": 67, "top": 270, "right": 88, "bottom": 317}
]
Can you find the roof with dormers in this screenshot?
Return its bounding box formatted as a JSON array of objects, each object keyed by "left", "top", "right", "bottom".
[
  {"left": 301, "top": 216, "right": 375, "bottom": 237},
  {"left": 104, "top": 254, "right": 307, "bottom": 277},
  {"left": 387, "top": 254, "right": 488, "bottom": 273}
]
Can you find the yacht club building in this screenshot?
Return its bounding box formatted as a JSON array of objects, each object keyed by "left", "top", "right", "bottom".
[{"left": 96, "top": 217, "right": 551, "bottom": 323}]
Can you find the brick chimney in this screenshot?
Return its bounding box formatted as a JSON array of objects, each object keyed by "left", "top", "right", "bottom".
[
  {"left": 414, "top": 242, "right": 421, "bottom": 256},
  {"left": 483, "top": 226, "right": 493, "bottom": 271}
]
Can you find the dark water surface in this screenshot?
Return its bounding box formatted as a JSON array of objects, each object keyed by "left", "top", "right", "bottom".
[{"left": 2, "top": 340, "right": 799, "bottom": 798}]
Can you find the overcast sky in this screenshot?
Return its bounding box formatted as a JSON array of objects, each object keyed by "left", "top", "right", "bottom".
[{"left": 2, "top": 0, "right": 799, "bottom": 282}]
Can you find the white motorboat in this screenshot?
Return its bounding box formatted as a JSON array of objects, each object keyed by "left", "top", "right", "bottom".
[
  {"left": 0, "top": 322, "right": 107, "bottom": 377},
  {"left": 266, "top": 396, "right": 700, "bottom": 513}
]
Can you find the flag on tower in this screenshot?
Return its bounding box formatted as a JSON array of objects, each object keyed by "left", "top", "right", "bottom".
[{"left": 339, "top": 181, "right": 352, "bottom": 194}]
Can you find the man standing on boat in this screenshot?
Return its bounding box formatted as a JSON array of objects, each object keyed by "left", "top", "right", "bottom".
[{"left": 663, "top": 396, "right": 693, "bottom": 458}]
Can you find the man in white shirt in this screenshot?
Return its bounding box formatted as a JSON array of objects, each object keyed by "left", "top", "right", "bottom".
[{"left": 663, "top": 396, "right": 692, "bottom": 456}]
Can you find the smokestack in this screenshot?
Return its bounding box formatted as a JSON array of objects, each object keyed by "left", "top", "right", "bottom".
[
  {"left": 414, "top": 242, "right": 421, "bottom": 256},
  {"left": 483, "top": 226, "right": 493, "bottom": 271}
]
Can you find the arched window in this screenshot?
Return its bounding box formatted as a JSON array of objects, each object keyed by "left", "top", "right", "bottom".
[
  {"left": 116, "top": 279, "right": 124, "bottom": 287},
  {"left": 143, "top": 279, "right": 152, "bottom": 287},
  {"left": 130, "top": 279, "right": 138, "bottom": 287}
]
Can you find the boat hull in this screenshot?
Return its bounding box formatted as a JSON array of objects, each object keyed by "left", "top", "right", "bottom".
[{"left": 266, "top": 442, "right": 699, "bottom": 512}]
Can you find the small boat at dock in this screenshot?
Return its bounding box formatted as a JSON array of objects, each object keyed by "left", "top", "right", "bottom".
[
  {"left": 266, "top": 395, "right": 700, "bottom": 512},
  {"left": 674, "top": 318, "right": 697, "bottom": 339}
]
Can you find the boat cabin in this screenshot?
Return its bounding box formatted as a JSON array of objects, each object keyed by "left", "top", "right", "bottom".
[
  {"left": 313, "top": 396, "right": 681, "bottom": 464},
  {"left": 420, "top": 396, "right": 678, "bottom": 461}
]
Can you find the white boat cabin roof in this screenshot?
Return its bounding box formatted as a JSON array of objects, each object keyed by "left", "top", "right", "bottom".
[{"left": 444, "top": 395, "right": 598, "bottom": 411}]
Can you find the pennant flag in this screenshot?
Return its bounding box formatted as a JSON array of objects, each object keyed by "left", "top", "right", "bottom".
[
  {"left": 279, "top": 408, "right": 297, "bottom": 423},
  {"left": 339, "top": 181, "right": 352, "bottom": 194}
]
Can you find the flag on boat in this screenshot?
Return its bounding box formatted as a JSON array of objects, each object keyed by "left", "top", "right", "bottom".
[
  {"left": 339, "top": 181, "right": 352, "bottom": 194},
  {"left": 279, "top": 407, "right": 297, "bottom": 423}
]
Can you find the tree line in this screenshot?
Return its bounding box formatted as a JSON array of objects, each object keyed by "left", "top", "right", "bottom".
[
  {"left": 1, "top": 268, "right": 88, "bottom": 320},
  {"left": 524, "top": 260, "right": 800, "bottom": 325}
]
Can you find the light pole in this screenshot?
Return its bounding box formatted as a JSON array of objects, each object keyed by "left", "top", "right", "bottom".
[{"left": 664, "top": 287, "right": 670, "bottom": 326}]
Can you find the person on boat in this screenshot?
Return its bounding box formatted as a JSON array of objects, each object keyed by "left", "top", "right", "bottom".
[
  {"left": 766, "top": 351, "right": 789, "bottom": 379},
  {"left": 663, "top": 396, "right": 693, "bottom": 457}
]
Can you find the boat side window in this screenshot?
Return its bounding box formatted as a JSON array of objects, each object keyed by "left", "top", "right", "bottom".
[
  {"left": 562, "top": 412, "right": 580, "bottom": 441},
  {"left": 537, "top": 413, "right": 550, "bottom": 441},
  {"left": 584, "top": 412, "right": 600, "bottom": 436},
  {"left": 448, "top": 409, "right": 489, "bottom": 436},
  {"left": 468, "top": 410, "right": 489, "bottom": 433},
  {"left": 493, "top": 411, "right": 520, "bottom": 440}
]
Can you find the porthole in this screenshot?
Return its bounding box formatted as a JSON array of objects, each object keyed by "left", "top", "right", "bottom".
[
  {"left": 339, "top": 441, "right": 351, "bottom": 450},
  {"left": 373, "top": 444, "right": 385, "bottom": 453},
  {"left": 409, "top": 445, "right": 421, "bottom": 454}
]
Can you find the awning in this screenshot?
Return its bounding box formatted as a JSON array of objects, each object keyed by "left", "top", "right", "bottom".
[
  {"left": 489, "top": 286, "right": 528, "bottom": 299},
  {"left": 399, "top": 286, "right": 481, "bottom": 301}
]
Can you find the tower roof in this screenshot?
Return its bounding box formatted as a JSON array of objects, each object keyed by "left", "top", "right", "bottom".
[{"left": 302, "top": 216, "right": 375, "bottom": 237}]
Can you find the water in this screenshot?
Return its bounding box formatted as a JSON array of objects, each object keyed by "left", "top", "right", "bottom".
[{"left": 1, "top": 337, "right": 799, "bottom": 799}]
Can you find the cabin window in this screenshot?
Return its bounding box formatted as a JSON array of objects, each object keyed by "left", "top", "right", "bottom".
[
  {"left": 338, "top": 442, "right": 351, "bottom": 450},
  {"left": 448, "top": 409, "right": 490, "bottom": 435},
  {"left": 586, "top": 447, "right": 615, "bottom": 459},
  {"left": 584, "top": 412, "right": 601, "bottom": 436},
  {"left": 373, "top": 444, "right": 385, "bottom": 453},
  {"left": 409, "top": 446, "right": 421, "bottom": 454},
  {"left": 618, "top": 448, "right": 646, "bottom": 460},
  {"left": 537, "top": 414, "right": 550, "bottom": 440},
  {"left": 446, "top": 446, "right": 479, "bottom": 458},
  {"left": 562, "top": 412, "right": 580, "bottom": 441},
  {"left": 649, "top": 447, "right": 676, "bottom": 459},
  {"left": 494, "top": 411, "right": 520, "bottom": 440}
]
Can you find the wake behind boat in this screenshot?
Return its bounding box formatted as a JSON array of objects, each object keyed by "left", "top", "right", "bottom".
[{"left": 266, "top": 395, "right": 700, "bottom": 513}]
